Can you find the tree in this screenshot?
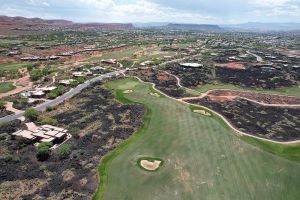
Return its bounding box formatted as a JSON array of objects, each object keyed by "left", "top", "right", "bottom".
[
  {"left": 152, "top": 58, "right": 161, "bottom": 65},
  {"left": 58, "top": 144, "right": 72, "bottom": 159},
  {"left": 69, "top": 81, "right": 78, "bottom": 88},
  {"left": 30, "top": 69, "right": 43, "bottom": 81},
  {"left": 36, "top": 142, "right": 52, "bottom": 161},
  {"left": 25, "top": 108, "right": 39, "bottom": 121},
  {"left": 76, "top": 77, "right": 86, "bottom": 84},
  {"left": 0, "top": 100, "right": 5, "bottom": 110},
  {"left": 47, "top": 86, "right": 65, "bottom": 99}
]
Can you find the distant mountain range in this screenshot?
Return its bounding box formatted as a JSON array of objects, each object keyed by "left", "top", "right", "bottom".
[
  {"left": 221, "top": 22, "right": 300, "bottom": 31},
  {"left": 135, "top": 22, "right": 300, "bottom": 32},
  {"left": 0, "top": 15, "right": 74, "bottom": 26},
  {"left": 163, "top": 23, "right": 222, "bottom": 31},
  {"left": 0, "top": 16, "right": 134, "bottom": 32},
  {"left": 1, "top": 16, "right": 300, "bottom": 33}
]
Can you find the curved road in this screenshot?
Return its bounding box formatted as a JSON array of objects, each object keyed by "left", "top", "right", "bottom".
[{"left": 0, "top": 70, "right": 125, "bottom": 125}]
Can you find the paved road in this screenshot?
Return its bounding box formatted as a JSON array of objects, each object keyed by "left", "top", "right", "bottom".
[
  {"left": 247, "top": 51, "right": 263, "bottom": 62},
  {"left": 0, "top": 70, "right": 125, "bottom": 125}
]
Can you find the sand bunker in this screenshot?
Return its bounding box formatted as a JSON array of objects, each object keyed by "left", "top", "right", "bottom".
[
  {"left": 149, "top": 92, "right": 160, "bottom": 97},
  {"left": 123, "top": 90, "right": 133, "bottom": 94},
  {"left": 193, "top": 109, "right": 211, "bottom": 116},
  {"left": 139, "top": 159, "right": 162, "bottom": 171}
]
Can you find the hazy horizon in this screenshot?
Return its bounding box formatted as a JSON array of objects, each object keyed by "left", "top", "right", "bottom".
[{"left": 1, "top": 0, "right": 300, "bottom": 24}]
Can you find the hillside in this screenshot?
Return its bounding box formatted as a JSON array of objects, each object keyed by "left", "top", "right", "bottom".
[{"left": 0, "top": 16, "right": 134, "bottom": 35}]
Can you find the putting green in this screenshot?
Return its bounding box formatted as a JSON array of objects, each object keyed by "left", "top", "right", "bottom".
[{"left": 96, "top": 78, "right": 300, "bottom": 200}]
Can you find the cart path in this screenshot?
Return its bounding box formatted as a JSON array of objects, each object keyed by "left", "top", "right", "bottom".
[
  {"left": 130, "top": 75, "right": 300, "bottom": 144},
  {"left": 160, "top": 70, "right": 300, "bottom": 107}
]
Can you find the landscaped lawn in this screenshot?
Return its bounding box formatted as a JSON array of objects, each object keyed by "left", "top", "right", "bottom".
[
  {"left": 95, "top": 78, "right": 300, "bottom": 200},
  {"left": 0, "top": 82, "right": 16, "bottom": 93}
]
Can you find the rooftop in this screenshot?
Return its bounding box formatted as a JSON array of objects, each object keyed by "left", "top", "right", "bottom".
[{"left": 180, "top": 63, "right": 203, "bottom": 68}]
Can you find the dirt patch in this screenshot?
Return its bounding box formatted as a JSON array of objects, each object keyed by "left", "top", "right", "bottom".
[
  {"left": 0, "top": 178, "right": 47, "bottom": 200},
  {"left": 206, "top": 94, "right": 236, "bottom": 102},
  {"left": 62, "top": 169, "right": 75, "bottom": 182},
  {"left": 215, "top": 62, "right": 247, "bottom": 70},
  {"left": 157, "top": 72, "right": 173, "bottom": 81}
]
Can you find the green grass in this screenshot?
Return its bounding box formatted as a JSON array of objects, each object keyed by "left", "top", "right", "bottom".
[
  {"left": 0, "top": 63, "right": 31, "bottom": 72},
  {"left": 93, "top": 78, "right": 152, "bottom": 200},
  {"left": 0, "top": 82, "right": 16, "bottom": 93},
  {"left": 241, "top": 136, "right": 300, "bottom": 162},
  {"left": 195, "top": 83, "right": 300, "bottom": 97},
  {"left": 96, "top": 78, "right": 300, "bottom": 200},
  {"left": 0, "top": 62, "right": 33, "bottom": 79}
]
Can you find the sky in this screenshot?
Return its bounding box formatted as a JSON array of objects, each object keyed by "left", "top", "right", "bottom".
[{"left": 1, "top": 0, "right": 300, "bottom": 24}]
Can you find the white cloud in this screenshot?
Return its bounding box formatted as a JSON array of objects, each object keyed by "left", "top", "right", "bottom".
[
  {"left": 0, "top": 6, "right": 57, "bottom": 19},
  {"left": 250, "top": 0, "right": 300, "bottom": 17},
  {"left": 102, "top": 0, "right": 214, "bottom": 23},
  {"left": 79, "top": 0, "right": 115, "bottom": 10},
  {"left": 42, "top": 2, "right": 50, "bottom": 7},
  {"left": 1, "top": 0, "right": 300, "bottom": 23},
  {"left": 252, "top": 0, "right": 291, "bottom": 7}
]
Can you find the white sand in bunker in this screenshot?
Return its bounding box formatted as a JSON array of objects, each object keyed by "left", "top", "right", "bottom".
[
  {"left": 193, "top": 110, "right": 211, "bottom": 116},
  {"left": 123, "top": 90, "right": 133, "bottom": 94},
  {"left": 149, "top": 92, "right": 160, "bottom": 97},
  {"left": 140, "top": 160, "right": 162, "bottom": 171}
]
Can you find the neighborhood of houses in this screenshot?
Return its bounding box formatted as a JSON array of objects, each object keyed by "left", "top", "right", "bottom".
[
  {"left": 15, "top": 44, "right": 127, "bottom": 62},
  {"left": 20, "top": 59, "right": 119, "bottom": 99}
]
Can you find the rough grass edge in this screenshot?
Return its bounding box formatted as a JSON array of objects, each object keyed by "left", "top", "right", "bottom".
[
  {"left": 189, "top": 105, "right": 300, "bottom": 163},
  {"left": 93, "top": 84, "right": 152, "bottom": 200}
]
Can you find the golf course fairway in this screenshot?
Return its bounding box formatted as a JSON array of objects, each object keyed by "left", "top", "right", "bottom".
[{"left": 94, "top": 78, "right": 300, "bottom": 200}]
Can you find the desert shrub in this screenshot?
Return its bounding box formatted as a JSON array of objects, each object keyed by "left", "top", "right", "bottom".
[
  {"left": 70, "top": 81, "right": 78, "bottom": 87},
  {"left": 76, "top": 77, "right": 86, "bottom": 84},
  {"left": 41, "top": 117, "right": 58, "bottom": 126},
  {"left": 4, "top": 154, "right": 20, "bottom": 163},
  {"left": 36, "top": 142, "right": 52, "bottom": 161},
  {"left": 70, "top": 127, "right": 80, "bottom": 138},
  {"left": 25, "top": 108, "right": 39, "bottom": 121},
  {"left": 30, "top": 69, "right": 43, "bottom": 81},
  {"left": 4, "top": 154, "right": 13, "bottom": 162},
  {"left": 58, "top": 144, "right": 72, "bottom": 159},
  {"left": 152, "top": 58, "right": 161, "bottom": 65},
  {"left": 47, "top": 86, "right": 65, "bottom": 99},
  {"left": 0, "top": 100, "right": 5, "bottom": 110},
  {"left": 46, "top": 106, "right": 54, "bottom": 112}
]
